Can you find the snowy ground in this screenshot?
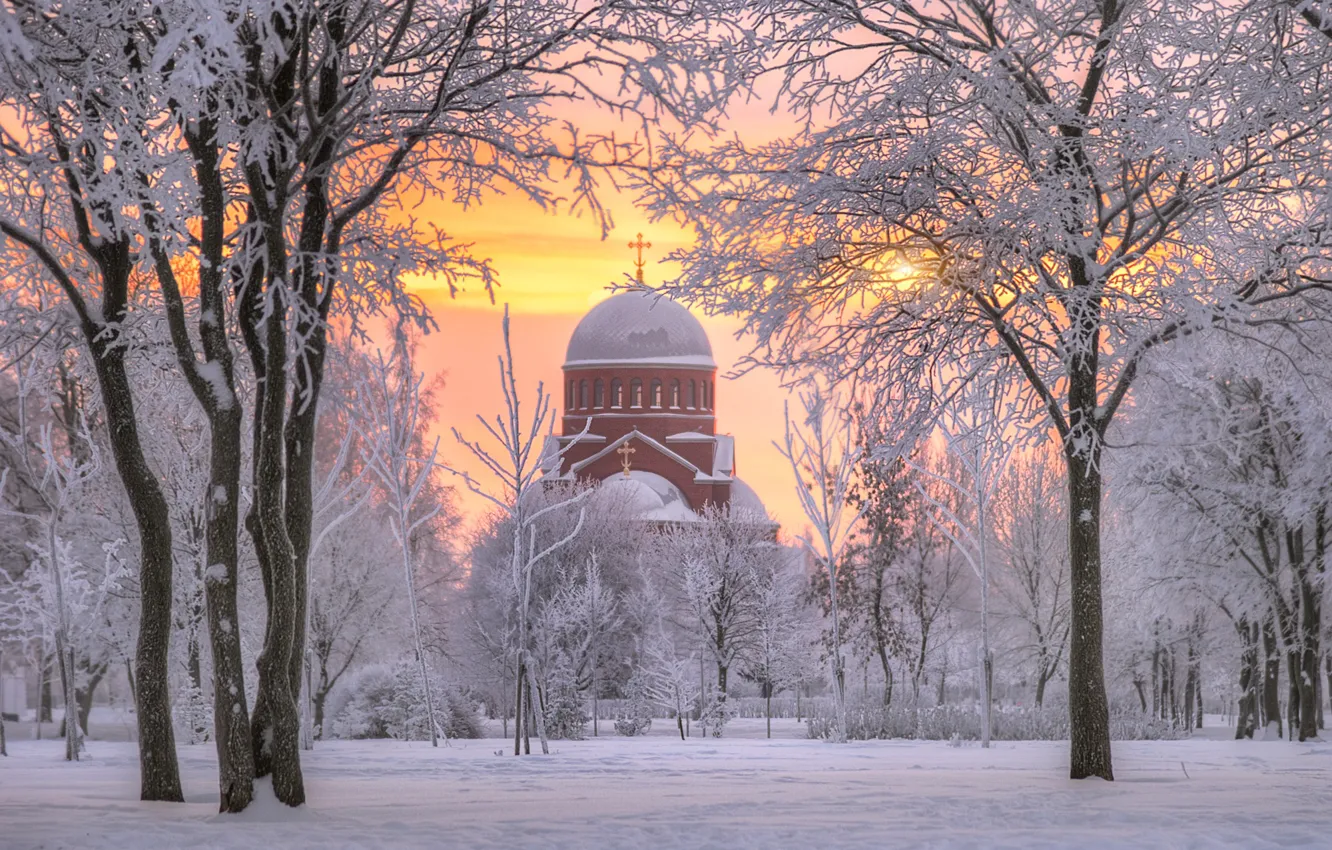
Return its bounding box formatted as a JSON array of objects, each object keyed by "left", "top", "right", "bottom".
[{"left": 2, "top": 719, "right": 1330, "bottom": 849}]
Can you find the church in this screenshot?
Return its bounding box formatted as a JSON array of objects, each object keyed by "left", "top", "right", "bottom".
[{"left": 540, "top": 245, "right": 769, "bottom": 524}]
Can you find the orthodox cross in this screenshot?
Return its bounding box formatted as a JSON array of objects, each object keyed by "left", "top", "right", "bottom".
[
  {"left": 616, "top": 440, "right": 636, "bottom": 477},
  {"left": 628, "top": 233, "right": 652, "bottom": 283}
]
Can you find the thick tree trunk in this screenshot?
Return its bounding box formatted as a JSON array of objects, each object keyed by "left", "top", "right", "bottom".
[
  {"left": 76, "top": 662, "right": 106, "bottom": 736},
  {"left": 1298, "top": 616, "right": 1320, "bottom": 741},
  {"left": 91, "top": 316, "right": 182, "bottom": 801},
  {"left": 1065, "top": 450, "right": 1113, "bottom": 779},
  {"left": 204, "top": 403, "right": 256, "bottom": 810},
  {"left": 249, "top": 294, "right": 306, "bottom": 805},
  {"left": 152, "top": 122, "right": 258, "bottom": 812},
  {"left": 1261, "top": 617, "right": 1282, "bottom": 737},
  {"left": 1235, "top": 619, "right": 1258, "bottom": 739},
  {"left": 1286, "top": 651, "right": 1301, "bottom": 740}
]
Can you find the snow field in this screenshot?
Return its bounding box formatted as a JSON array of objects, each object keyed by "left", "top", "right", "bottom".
[{"left": 2, "top": 726, "right": 1330, "bottom": 849}]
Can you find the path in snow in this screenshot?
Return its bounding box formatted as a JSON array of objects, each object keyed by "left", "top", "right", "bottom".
[{"left": 1, "top": 726, "right": 1329, "bottom": 849}]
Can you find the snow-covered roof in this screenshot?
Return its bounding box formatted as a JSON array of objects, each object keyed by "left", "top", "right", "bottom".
[
  {"left": 564, "top": 292, "right": 716, "bottom": 369},
  {"left": 729, "top": 477, "right": 768, "bottom": 520},
  {"left": 600, "top": 471, "right": 699, "bottom": 522}
]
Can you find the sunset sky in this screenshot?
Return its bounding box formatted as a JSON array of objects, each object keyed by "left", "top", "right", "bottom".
[{"left": 407, "top": 186, "right": 806, "bottom": 541}]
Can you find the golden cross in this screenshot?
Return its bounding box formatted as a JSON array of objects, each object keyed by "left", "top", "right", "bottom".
[
  {"left": 628, "top": 233, "right": 652, "bottom": 283},
  {"left": 616, "top": 440, "right": 636, "bottom": 477}
]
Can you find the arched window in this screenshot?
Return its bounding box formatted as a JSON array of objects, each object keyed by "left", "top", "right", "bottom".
[
  {"left": 650, "top": 379, "right": 663, "bottom": 408},
  {"left": 579, "top": 380, "right": 590, "bottom": 409},
  {"left": 593, "top": 379, "right": 605, "bottom": 408},
  {"left": 688, "top": 379, "right": 697, "bottom": 409},
  {"left": 630, "top": 378, "right": 643, "bottom": 408},
  {"left": 670, "top": 379, "right": 681, "bottom": 408},
  {"left": 567, "top": 380, "right": 575, "bottom": 409},
  {"left": 702, "top": 380, "right": 710, "bottom": 410},
  {"left": 611, "top": 378, "right": 623, "bottom": 408}
]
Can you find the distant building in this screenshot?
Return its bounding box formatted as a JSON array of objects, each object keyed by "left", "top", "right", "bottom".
[{"left": 541, "top": 289, "right": 770, "bottom": 524}]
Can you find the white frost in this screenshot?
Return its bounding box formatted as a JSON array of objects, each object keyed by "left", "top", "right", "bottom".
[{"left": 196, "top": 360, "right": 236, "bottom": 410}]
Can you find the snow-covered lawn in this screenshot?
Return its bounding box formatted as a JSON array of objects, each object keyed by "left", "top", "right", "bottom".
[{"left": 2, "top": 723, "right": 1329, "bottom": 849}]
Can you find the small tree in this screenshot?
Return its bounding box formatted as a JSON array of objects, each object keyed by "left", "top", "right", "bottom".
[
  {"left": 905, "top": 388, "right": 1021, "bottom": 748},
  {"left": 663, "top": 503, "right": 771, "bottom": 736},
  {"left": 442, "top": 307, "right": 592, "bottom": 755},
  {"left": 356, "top": 349, "right": 447, "bottom": 746},
  {"left": 743, "top": 549, "right": 808, "bottom": 738},
  {"left": 778, "top": 383, "right": 864, "bottom": 742}
]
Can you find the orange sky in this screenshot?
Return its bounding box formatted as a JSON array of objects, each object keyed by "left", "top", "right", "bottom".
[{"left": 408, "top": 189, "right": 806, "bottom": 540}]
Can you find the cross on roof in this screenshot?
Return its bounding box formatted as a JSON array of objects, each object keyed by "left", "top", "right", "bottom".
[
  {"left": 616, "top": 440, "right": 636, "bottom": 477},
  {"left": 628, "top": 233, "right": 652, "bottom": 283}
]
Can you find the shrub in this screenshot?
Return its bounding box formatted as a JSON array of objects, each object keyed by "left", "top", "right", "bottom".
[
  {"left": 806, "top": 699, "right": 1189, "bottom": 742},
  {"left": 332, "top": 660, "right": 482, "bottom": 741},
  {"left": 615, "top": 669, "right": 654, "bottom": 736},
  {"left": 542, "top": 664, "right": 589, "bottom": 740}
]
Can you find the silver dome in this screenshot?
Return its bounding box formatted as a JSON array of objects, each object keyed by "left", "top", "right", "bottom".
[{"left": 564, "top": 292, "right": 715, "bottom": 368}]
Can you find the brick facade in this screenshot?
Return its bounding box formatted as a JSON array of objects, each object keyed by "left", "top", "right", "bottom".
[{"left": 559, "top": 363, "right": 731, "bottom": 511}]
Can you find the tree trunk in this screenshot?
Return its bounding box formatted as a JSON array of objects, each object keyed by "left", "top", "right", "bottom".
[
  {"left": 76, "top": 662, "right": 106, "bottom": 737},
  {"left": 513, "top": 660, "right": 524, "bottom": 756},
  {"left": 1235, "top": 619, "right": 1258, "bottom": 739},
  {"left": 1286, "top": 650, "right": 1301, "bottom": 740},
  {"left": 1182, "top": 645, "right": 1196, "bottom": 736},
  {"left": 39, "top": 658, "right": 53, "bottom": 725},
  {"left": 245, "top": 273, "right": 306, "bottom": 806},
  {"left": 1132, "top": 675, "right": 1147, "bottom": 714},
  {"left": 90, "top": 310, "right": 182, "bottom": 801},
  {"left": 1261, "top": 617, "right": 1282, "bottom": 738},
  {"left": 1065, "top": 450, "right": 1113, "bottom": 779}
]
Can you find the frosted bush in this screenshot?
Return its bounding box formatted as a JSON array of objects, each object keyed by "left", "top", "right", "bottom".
[
  {"left": 806, "top": 699, "right": 1189, "bottom": 742},
  {"left": 332, "top": 660, "right": 482, "bottom": 741},
  {"left": 614, "top": 669, "right": 654, "bottom": 736},
  {"left": 173, "top": 680, "right": 212, "bottom": 745},
  {"left": 543, "top": 664, "right": 589, "bottom": 740}
]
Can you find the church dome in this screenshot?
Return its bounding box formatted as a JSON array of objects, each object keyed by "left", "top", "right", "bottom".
[
  {"left": 564, "top": 292, "right": 715, "bottom": 369},
  {"left": 729, "top": 477, "right": 769, "bottom": 520},
  {"left": 600, "top": 470, "right": 699, "bottom": 522}
]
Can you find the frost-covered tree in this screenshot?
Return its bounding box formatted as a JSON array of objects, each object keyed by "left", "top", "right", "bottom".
[
  {"left": 742, "top": 548, "right": 808, "bottom": 738},
  {"left": 907, "top": 389, "right": 1021, "bottom": 747},
  {"left": 662, "top": 504, "right": 774, "bottom": 735},
  {"left": 1124, "top": 334, "right": 1332, "bottom": 741},
  {"left": 356, "top": 349, "right": 448, "bottom": 747},
  {"left": 994, "top": 446, "right": 1071, "bottom": 709},
  {"left": 0, "top": 4, "right": 188, "bottom": 800},
  {"left": 637, "top": 0, "right": 1332, "bottom": 779},
  {"left": 778, "top": 384, "right": 864, "bottom": 742},
  {"left": 444, "top": 307, "right": 592, "bottom": 755},
  {"left": 0, "top": 357, "right": 130, "bottom": 762}
]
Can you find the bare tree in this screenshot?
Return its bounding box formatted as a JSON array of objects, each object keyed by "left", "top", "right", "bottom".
[
  {"left": 356, "top": 350, "right": 446, "bottom": 746},
  {"left": 778, "top": 384, "right": 864, "bottom": 741},
  {"left": 994, "top": 446, "right": 1071, "bottom": 709},
  {"left": 906, "top": 390, "right": 1020, "bottom": 747},
  {"left": 442, "top": 307, "right": 592, "bottom": 755}
]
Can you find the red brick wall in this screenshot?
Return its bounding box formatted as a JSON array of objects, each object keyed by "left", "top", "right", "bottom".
[
  {"left": 561, "top": 365, "right": 717, "bottom": 438},
  {"left": 560, "top": 364, "right": 730, "bottom": 511}
]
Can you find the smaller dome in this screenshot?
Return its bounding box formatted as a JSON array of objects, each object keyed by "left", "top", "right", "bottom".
[
  {"left": 599, "top": 470, "right": 698, "bottom": 522},
  {"left": 729, "top": 477, "right": 768, "bottom": 520},
  {"left": 565, "top": 292, "right": 715, "bottom": 368}
]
